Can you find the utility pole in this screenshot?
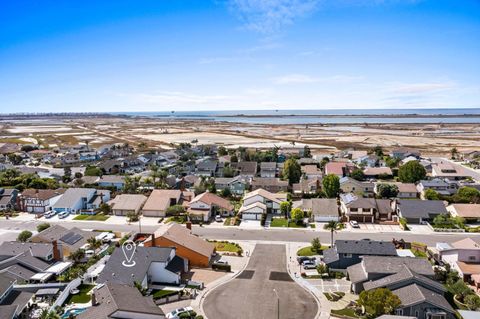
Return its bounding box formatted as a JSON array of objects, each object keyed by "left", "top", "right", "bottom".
[{"left": 273, "top": 288, "right": 280, "bottom": 319}]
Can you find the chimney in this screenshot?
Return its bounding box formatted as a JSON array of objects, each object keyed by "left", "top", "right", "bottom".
[
  {"left": 52, "top": 240, "right": 61, "bottom": 261},
  {"left": 151, "top": 232, "right": 156, "bottom": 247},
  {"left": 186, "top": 221, "right": 192, "bottom": 230}
]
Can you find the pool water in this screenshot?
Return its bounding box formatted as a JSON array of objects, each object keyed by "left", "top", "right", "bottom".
[{"left": 61, "top": 308, "right": 86, "bottom": 318}]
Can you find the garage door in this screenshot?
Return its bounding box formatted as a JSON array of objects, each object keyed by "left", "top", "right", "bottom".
[
  {"left": 242, "top": 213, "right": 260, "bottom": 220},
  {"left": 314, "top": 216, "right": 339, "bottom": 222}
]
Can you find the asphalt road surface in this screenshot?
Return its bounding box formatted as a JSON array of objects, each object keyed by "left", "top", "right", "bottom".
[
  {"left": 0, "top": 219, "right": 479, "bottom": 246},
  {"left": 203, "top": 244, "right": 318, "bottom": 319}
]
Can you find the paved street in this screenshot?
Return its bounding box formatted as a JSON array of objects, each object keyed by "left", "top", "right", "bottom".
[{"left": 203, "top": 244, "right": 318, "bottom": 319}]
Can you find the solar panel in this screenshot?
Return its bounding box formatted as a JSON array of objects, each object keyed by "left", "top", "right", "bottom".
[{"left": 60, "top": 232, "right": 82, "bottom": 245}]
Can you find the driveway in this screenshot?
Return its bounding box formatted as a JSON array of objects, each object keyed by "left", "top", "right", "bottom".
[
  {"left": 305, "top": 278, "right": 351, "bottom": 293},
  {"left": 203, "top": 244, "right": 318, "bottom": 319}
]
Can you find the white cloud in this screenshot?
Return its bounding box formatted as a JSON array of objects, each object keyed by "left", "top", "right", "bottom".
[
  {"left": 226, "top": 0, "right": 322, "bottom": 33},
  {"left": 272, "top": 73, "right": 363, "bottom": 84}
]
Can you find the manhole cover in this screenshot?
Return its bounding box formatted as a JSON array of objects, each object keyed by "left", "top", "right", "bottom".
[
  {"left": 269, "top": 272, "right": 293, "bottom": 281},
  {"left": 237, "top": 270, "right": 254, "bottom": 279}
]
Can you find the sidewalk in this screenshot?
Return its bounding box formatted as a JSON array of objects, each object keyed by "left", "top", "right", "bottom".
[{"left": 286, "top": 242, "right": 330, "bottom": 319}]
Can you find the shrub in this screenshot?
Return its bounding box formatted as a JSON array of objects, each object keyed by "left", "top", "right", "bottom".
[
  {"left": 212, "top": 263, "right": 231, "bottom": 272},
  {"left": 17, "top": 230, "right": 33, "bottom": 242},
  {"left": 37, "top": 222, "right": 51, "bottom": 232}
]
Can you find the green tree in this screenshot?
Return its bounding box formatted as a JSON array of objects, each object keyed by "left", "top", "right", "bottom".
[
  {"left": 282, "top": 158, "right": 302, "bottom": 185},
  {"left": 454, "top": 187, "right": 480, "bottom": 203},
  {"left": 280, "top": 201, "right": 291, "bottom": 218},
  {"left": 98, "top": 202, "right": 112, "bottom": 214},
  {"left": 371, "top": 145, "right": 384, "bottom": 157},
  {"left": 385, "top": 156, "right": 400, "bottom": 168},
  {"left": 17, "top": 230, "right": 33, "bottom": 242},
  {"left": 424, "top": 189, "right": 440, "bottom": 200},
  {"left": 221, "top": 187, "right": 232, "bottom": 198},
  {"left": 316, "top": 263, "right": 328, "bottom": 275},
  {"left": 87, "top": 237, "right": 103, "bottom": 250},
  {"left": 450, "top": 147, "right": 458, "bottom": 159},
  {"left": 37, "top": 223, "right": 51, "bottom": 233},
  {"left": 223, "top": 166, "right": 235, "bottom": 178},
  {"left": 303, "top": 145, "right": 312, "bottom": 158},
  {"left": 322, "top": 174, "right": 340, "bottom": 198},
  {"left": 68, "top": 249, "right": 86, "bottom": 263},
  {"left": 465, "top": 294, "right": 480, "bottom": 311},
  {"left": 166, "top": 205, "right": 186, "bottom": 216},
  {"left": 62, "top": 167, "right": 72, "bottom": 183},
  {"left": 358, "top": 288, "right": 402, "bottom": 318},
  {"left": 323, "top": 221, "right": 342, "bottom": 247},
  {"left": 350, "top": 168, "right": 365, "bottom": 181},
  {"left": 290, "top": 208, "right": 304, "bottom": 224},
  {"left": 311, "top": 237, "right": 322, "bottom": 253},
  {"left": 217, "top": 146, "right": 228, "bottom": 156},
  {"left": 450, "top": 279, "right": 472, "bottom": 302},
  {"left": 398, "top": 161, "right": 426, "bottom": 183},
  {"left": 376, "top": 183, "right": 399, "bottom": 198},
  {"left": 40, "top": 310, "right": 61, "bottom": 319}
]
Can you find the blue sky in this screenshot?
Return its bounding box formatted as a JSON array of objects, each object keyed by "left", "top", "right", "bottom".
[{"left": 1, "top": 0, "right": 479, "bottom": 113}]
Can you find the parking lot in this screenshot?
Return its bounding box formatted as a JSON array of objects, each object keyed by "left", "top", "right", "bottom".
[{"left": 305, "top": 278, "right": 351, "bottom": 293}]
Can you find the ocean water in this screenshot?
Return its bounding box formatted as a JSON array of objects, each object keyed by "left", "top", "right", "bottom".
[{"left": 112, "top": 108, "right": 480, "bottom": 124}]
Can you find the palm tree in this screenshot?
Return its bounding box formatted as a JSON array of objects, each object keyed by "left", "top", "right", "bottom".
[
  {"left": 87, "top": 237, "right": 102, "bottom": 250},
  {"left": 324, "top": 221, "right": 342, "bottom": 247},
  {"left": 68, "top": 249, "right": 85, "bottom": 263},
  {"left": 40, "top": 310, "right": 60, "bottom": 319}
]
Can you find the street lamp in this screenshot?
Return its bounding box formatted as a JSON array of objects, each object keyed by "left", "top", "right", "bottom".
[{"left": 273, "top": 288, "right": 280, "bottom": 319}]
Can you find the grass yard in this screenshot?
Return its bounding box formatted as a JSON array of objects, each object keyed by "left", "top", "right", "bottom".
[
  {"left": 65, "top": 284, "right": 94, "bottom": 304},
  {"left": 73, "top": 214, "right": 110, "bottom": 221},
  {"left": 297, "top": 245, "right": 328, "bottom": 256},
  {"left": 324, "top": 292, "right": 345, "bottom": 302},
  {"left": 270, "top": 218, "right": 306, "bottom": 228},
  {"left": 412, "top": 249, "right": 427, "bottom": 258},
  {"left": 164, "top": 216, "right": 187, "bottom": 224},
  {"left": 331, "top": 308, "right": 364, "bottom": 318},
  {"left": 152, "top": 289, "right": 178, "bottom": 299},
  {"left": 210, "top": 240, "right": 243, "bottom": 254}
]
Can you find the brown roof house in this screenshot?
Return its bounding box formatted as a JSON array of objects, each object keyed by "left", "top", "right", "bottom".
[
  {"left": 142, "top": 190, "right": 194, "bottom": 217},
  {"left": 187, "top": 192, "right": 234, "bottom": 222},
  {"left": 108, "top": 194, "right": 147, "bottom": 216},
  {"left": 250, "top": 177, "right": 288, "bottom": 193},
  {"left": 447, "top": 204, "right": 480, "bottom": 222},
  {"left": 18, "top": 189, "right": 65, "bottom": 214},
  {"left": 340, "top": 193, "right": 395, "bottom": 223},
  {"left": 144, "top": 223, "right": 215, "bottom": 268}
]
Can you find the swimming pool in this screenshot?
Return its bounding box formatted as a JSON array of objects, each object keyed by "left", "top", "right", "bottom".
[{"left": 61, "top": 308, "right": 86, "bottom": 318}]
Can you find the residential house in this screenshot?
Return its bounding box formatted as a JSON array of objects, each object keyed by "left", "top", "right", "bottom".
[
  {"left": 239, "top": 189, "right": 287, "bottom": 220},
  {"left": 301, "top": 165, "right": 323, "bottom": 180},
  {"left": 363, "top": 166, "right": 393, "bottom": 179},
  {"left": 355, "top": 154, "right": 380, "bottom": 167},
  {"left": 417, "top": 179, "right": 458, "bottom": 198},
  {"left": 214, "top": 176, "right": 247, "bottom": 195},
  {"left": 447, "top": 204, "right": 480, "bottom": 223},
  {"left": 97, "top": 246, "right": 186, "bottom": 288},
  {"left": 0, "top": 189, "right": 17, "bottom": 211},
  {"left": 108, "top": 194, "right": 147, "bottom": 216},
  {"left": 340, "top": 177, "right": 374, "bottom": 197},
  {"left": 250, "top": 177, "right": 288, "bottom": 193},
  {"left": 293, "top": 198, "right": 339, "bottom": 222},
  {"left": 0, "top": 273, "right": 33, "bottom": 319},
  {"left": 461, "top": 150, "right": 480, "bottom": 161},
  {"left": 31, "top": 225, "right": 100, "bottom": 259},
  {"left": 52, "top": 188, "right": 110, "bottom": 214},
  {"left": 435, "top": 238, "right": 480, "bottom": 283},
  {"left": 323, "top": 239, "right": 397, "bottom": 271},
  {"left": 431, "top": 162, "right": 471, "bottom": 180},
  {"left": 260, "top": 162, "right": 277, "bottom": 178},
  {"left": 77, "top": 282, "right": 165, "bottom": 319},
  {"left": 345, "top": 150, "right": 368, "bottom": 161},
  {"left": 292, "top": 178, "right": 321, "bottom": 196},
  {"left": 96, "top": 175, "right": 125, "bottom": 190},
  {"left": 395, "top": 199, "right": 448, "bottom": 224},
  {"left": 374, "top": 183, "right": 418, "bottom": 199},
  {"left": 325, "top": 162, "right": 355, "bottom": 177},
  {"left": 231, "top": 161, "right": 257, "bottom": 178},
  {"left": 187, "top": 192, "right": 234, "bottom": 222},
  {"left": 18, "top": 189, "right": 64, "bottom": 214},
  {"left": 177, "top": 175, "right": 200, "bottom": 190},
  {"left": 144, "top": 223, "right": 215, "bottom": 268},
  {"left": 390, "top": 148, "right": 421, "bottom": 160},
  {"left": 141, "top": 190, "right": 194, "bottom": 217},
  {"left": 347, "top": 256, "right": 454, "bottom": 319},
  {"left": 340, "top": 193, "right": 395, "bottom": 223},
  {"left": 196, "top": 160, "right": 218, "bottom": 177}
]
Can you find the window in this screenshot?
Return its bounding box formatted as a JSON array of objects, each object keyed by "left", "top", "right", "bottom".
[
  {"left": 415, "top": 310, "right": 419, "bottom": 317},
  {"left": 395, "top": 309, "right": 403, "bottom": 316},
  {"left": 469, "top": 256, "right": 476, "bottom": 261},
  {"left": 343, "top": 253, "right": 352, "bottom": 258}
]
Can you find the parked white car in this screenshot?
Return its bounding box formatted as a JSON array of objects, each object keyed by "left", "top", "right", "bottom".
[
  {"left": 166, "top": 307, "right": 194, "bottom": 319},
  {"left": 58, "top": 211, "right": 70, "bottom": 219},
  {"left": 44, "top": 210, "right": 56, "bottom": 219},
  {"left": 350, "top": 220, "right": 360, "bottom": 228}
]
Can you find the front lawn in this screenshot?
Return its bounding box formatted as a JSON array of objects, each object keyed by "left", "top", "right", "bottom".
[
  {"left": 297, "top": 245, "right": 328, "bottom": 256},
  {"left": 164, "top": 216, "right": 187, "bottom": 224},
  {"left": 73, "top": 214, "right": 109, "bottom": 221},
  {"left": 270, "top": 218, "right": 306, "bottom": 228},
  {"left": 209, "top": 240, "right": 243, "bottom": 255},
  {"left": 65, "top": 284, "right": 94, "bottom": 304},
  {"left": 331, "top": 308, "right": 364, "bottom": 319},
  {"left": 324, "top": 292, "right": 345, "bottom": 302}
]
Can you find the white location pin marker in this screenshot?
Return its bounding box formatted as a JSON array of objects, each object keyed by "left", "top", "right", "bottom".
[{"left": 122, "top": 240, "right": 137, "bottom": 267}]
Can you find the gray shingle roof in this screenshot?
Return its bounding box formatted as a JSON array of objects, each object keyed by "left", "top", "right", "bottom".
[
  {"left": 0, "top": 273, "right": 15, "bottom": 298},
  {"left": 361, "top": 256, "right": 434, "bottom": 276},
  {"left": 97, "top": 246, "right": 177, "bottom": 286},
  {"left": 334, "top": 239, "right": 397, "bottom": 256},
  {"left": 0, "top": 242, "right": 53, "bottom": 259},
  {"left": 293, "top": 198, "right": 339, "bottom": 217},
  {"left": 52, "top": 188, "right": 95, "bottom": 209},
  {"left": 397, "top": 199, "right": 447, "bottom": 219},
  {"left": 392, "top": 284, "right": 454, "bottom": 313},
  {"left": 0, "top": 305, "right": 17, "bottom": 319}
]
